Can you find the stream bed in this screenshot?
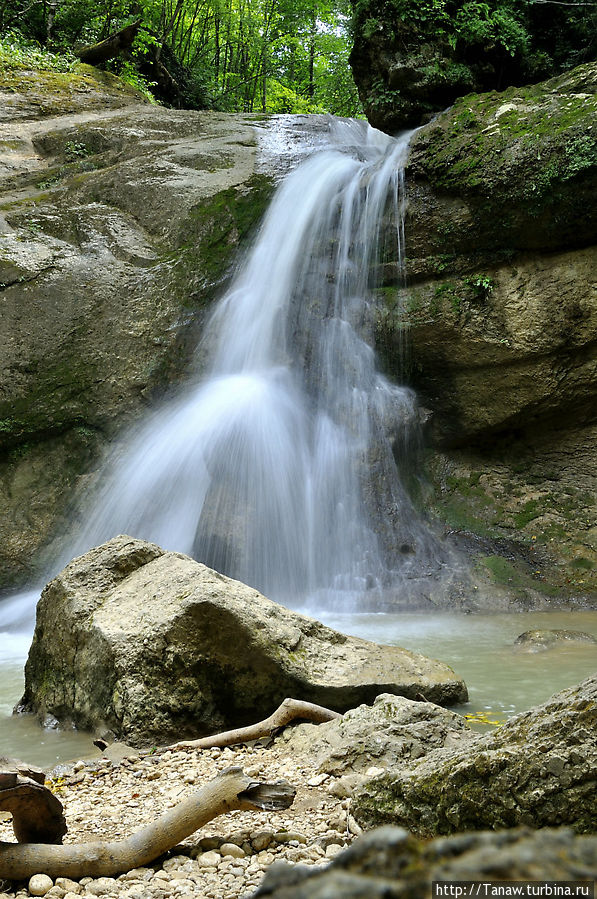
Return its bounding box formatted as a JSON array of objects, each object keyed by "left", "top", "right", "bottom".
[{"left": 2, "top": 609, "right": 596, "bottom": 769}]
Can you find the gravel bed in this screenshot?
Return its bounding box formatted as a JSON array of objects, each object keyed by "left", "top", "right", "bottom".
[{"left": 0, "top": 738, "right": 360, "bottom": 899}]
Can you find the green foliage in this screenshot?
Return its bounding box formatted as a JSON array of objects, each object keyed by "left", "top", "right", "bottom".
[
  {"left": 63, "top": 140, "right": 89, "bottom": 160},
  {"left": 354, "top": 0, "right": 597, "bottom": 111},
  {"left": 455, "top": 2, "right": 529, "bottom": 58},
  {"left": 113, "top": 60, "right": 157, "bottom": 102},
  {"left": 463, "top": 274, "right": 494, "bottom": 298},
  {"left": 0, "top": 30, "right": 76, "bottom": 71},
  {"left": 1, "top": 0, "right": 360, "bottom": 115}
]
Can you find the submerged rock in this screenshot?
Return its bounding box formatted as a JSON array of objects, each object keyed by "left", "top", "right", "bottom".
[
  {"left": 352, "top": 674, "right": 597, "bottom": 835},
  {"left": 18, "top": 536, "right": 468, "bottom": 745},
  {"left": 515, "top": 629, "right": 597, "bottom": 651},
  {"left": 254, "top": 826, "right": 597, "bottom": 897}
]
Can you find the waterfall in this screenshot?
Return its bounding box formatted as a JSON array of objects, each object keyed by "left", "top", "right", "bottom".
[{"left": 2, "top": 118, "right": 448, "bottom": 627}]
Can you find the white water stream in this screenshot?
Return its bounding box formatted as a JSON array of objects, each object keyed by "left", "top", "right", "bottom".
[{"left": 1, "top": 118, "right": 595, "bottom": 767}]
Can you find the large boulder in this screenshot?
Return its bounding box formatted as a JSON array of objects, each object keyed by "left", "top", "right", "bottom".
[
  {"left": 349, "top": 0, "right": 595, "bottom": 134},
  {"left": 279, "top": 692, "right": 474, "bottom": 777},
  {"left": 253, "top": 826, "right": 597, "bottom": 898},
  {"left": 353, "top": 674, "right": 597, "bottom": 835},
  {"left": 18, "top": 536, "right": 468, "bottom": 746}
]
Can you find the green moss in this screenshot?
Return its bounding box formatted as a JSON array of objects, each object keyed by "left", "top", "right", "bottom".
[
  {"left": 0, "top": 354, "right": 98, "bottom": 452},
  {"left": 479, "top": 554, "right": 561, "bottom": 598},
  {"left": 411, "top": 65, "right": 597, "bottom": 207},
  {"left": 513, "top": 499, "right": 542, "bottom": 529},
  {"left": 176, "top": 174, "right": 275, "bottom": 304},
  {"left": 570, "top": 557, "right": 595, "bottom": 571}
]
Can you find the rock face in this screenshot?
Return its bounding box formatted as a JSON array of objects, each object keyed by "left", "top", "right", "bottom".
[
  {"left": 375, "top": 63, "right": 597, "bottom": 602},
  {"left": 280, "top": 692, "right": 474, "bottom": 777},
  {"left": 254, "top": 826, "right": 597, "bottom": 898},
  {"left": 0, "top": 66, "right": 277, "bottom": 590},
  {"left": 19, "top": 536, "right": 468, "bottom": 745},
  {"left": 352, "top": 674, "right": 597, "bottom": 836}
]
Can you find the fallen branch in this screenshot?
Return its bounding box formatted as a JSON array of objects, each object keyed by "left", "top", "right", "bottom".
[
  {"left": 169, "top": 697, "right": 341, "bottom": 750},
  {"left": 0, "top": 767, "right": 295, "bottom": 881}
]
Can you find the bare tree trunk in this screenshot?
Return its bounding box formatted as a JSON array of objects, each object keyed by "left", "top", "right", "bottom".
[
  {"left": 0, "top": 767, "right": 295, "bottom": 881},
  {"left": 46, "top": 0, "right": 57, "bottom": 45},
  {"left": 169, "top": 697, "right": 341, "bottom": 751}
]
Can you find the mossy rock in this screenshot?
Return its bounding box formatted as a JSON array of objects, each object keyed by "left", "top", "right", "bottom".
[
  {"left": 353, "top": 675, "right": 597, "bottom": 836},
  {"left": 408, "top": 63, "right": 597, "bottom": 253}
]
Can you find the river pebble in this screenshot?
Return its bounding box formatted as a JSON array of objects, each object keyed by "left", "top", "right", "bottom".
[
  {"left": 0, "top": 740, "right": 353, "bottom": 899},
  {"left": 27, "top": 877, "right": 53, "bottom": 897}
]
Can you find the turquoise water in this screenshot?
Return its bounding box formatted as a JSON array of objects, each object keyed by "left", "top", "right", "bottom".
[{"left": 319, "top": 609, "right": 597, "bottom": 725}]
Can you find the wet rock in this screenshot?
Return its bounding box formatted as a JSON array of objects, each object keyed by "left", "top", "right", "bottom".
[
  {"left": 253, "top": 825, "right": 597, "bottom": 897},
  {"left": 0, "top": 70, "right": 276, "bottom": 590},
  {"left": 514, "top": 629, "right": 597, "bottom": 651},
  {"left": 353, "top": 674, "right": 597, "bottom": 836},
  {"left": 19, "top": 536, "right": 468, "bottom": 744},
  {"left": 374, "top": 63, "right": 597, "bottom": 602},
  {"left": 280, "top": 692, "right": 474, "bottom": 777}
]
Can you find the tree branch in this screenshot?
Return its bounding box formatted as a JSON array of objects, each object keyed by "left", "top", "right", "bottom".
[
  {"left": 168, "top": 697, "right": 341, "bottom": 750},
  {"left": 0, "top": 767, "right": 295, "bottom": 881}
]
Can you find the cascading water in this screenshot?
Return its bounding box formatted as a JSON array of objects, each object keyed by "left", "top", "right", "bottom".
[{"left": 2, "top": 118, "right": 448, "bottom": 629}]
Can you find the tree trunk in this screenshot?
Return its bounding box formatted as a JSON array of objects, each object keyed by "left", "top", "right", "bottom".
[
  {"left": 0, "top": 767, "right": 295, "bottom": 881},
  {"left": 77, "top": 20, "right": 142, "bottom": 66}
]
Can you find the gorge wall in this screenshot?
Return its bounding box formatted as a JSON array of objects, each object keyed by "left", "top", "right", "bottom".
[
  {"left": 1, "top": 60, "right": 595, "bottom": 606},
  {"left": 375, "top": 63, "right": 597, "bottom": 601},
  {"left": 0, "top": 65, "right": 275, "bottom": 589}
]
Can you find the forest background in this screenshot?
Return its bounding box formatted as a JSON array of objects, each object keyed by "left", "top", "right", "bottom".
[{"left": 1, "top": 0, "right": 597, "bottom": 122}]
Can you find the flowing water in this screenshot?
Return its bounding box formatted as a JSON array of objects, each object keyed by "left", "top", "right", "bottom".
[
  {"left": 0, "top": 118, "right": 595, "bottom": 767},
  {"left": 7, "top": 119, "right": 447, "bottom": 622}
]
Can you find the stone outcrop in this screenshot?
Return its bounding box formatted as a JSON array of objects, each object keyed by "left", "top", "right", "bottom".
[
  {"left": 352, "top": 674, "right": 597, "bottom": 836},
  {"left": 18, "top": 536, "right": 468, "bottom": 745},
  {"left": 0, "top": 66, "right": 281, "bottom": 590},
  {"left": 349, "top": 0, "right": 595, "bottom": 134},
  {"left": 279, "top": 692, "right": 474, "bottom": 778},
  {"left": 0, "top": 67, "right": 331, "bottom": 590},
  {"left": 374, "top": 63, "right": 597, "bottom": 602},
  {"left": 254, "top": 826, "right": 597, "bottom": 898}
]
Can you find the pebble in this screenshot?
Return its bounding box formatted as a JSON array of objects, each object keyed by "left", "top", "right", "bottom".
[
  {"left": 84, "top": 878, "right": 119, "bottom": 895},
  {"left": 28, "top": 878, "right": 54, "bottom": 898},
  {"left": 55, "top": 881, "right": 80, "bottom": 894},
  {"left": 219, "top": 844, "right": 245, "bottom": 858},
  {"left": 196, "top": 852, "right": 221, "bottom": 868}
]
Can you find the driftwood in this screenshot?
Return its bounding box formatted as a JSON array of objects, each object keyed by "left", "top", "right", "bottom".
[
  {"left": 77, "top": 20, "right": 141, "bottom": 66},
  {"left": 0, "top": 766, "right": 295, "bottom": 881},
  {"left": 0, "top": 758, "right": 67, "bottom": 845},
  {"left": 169, "top": 698, "right": 341, "bottom": 750}
]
